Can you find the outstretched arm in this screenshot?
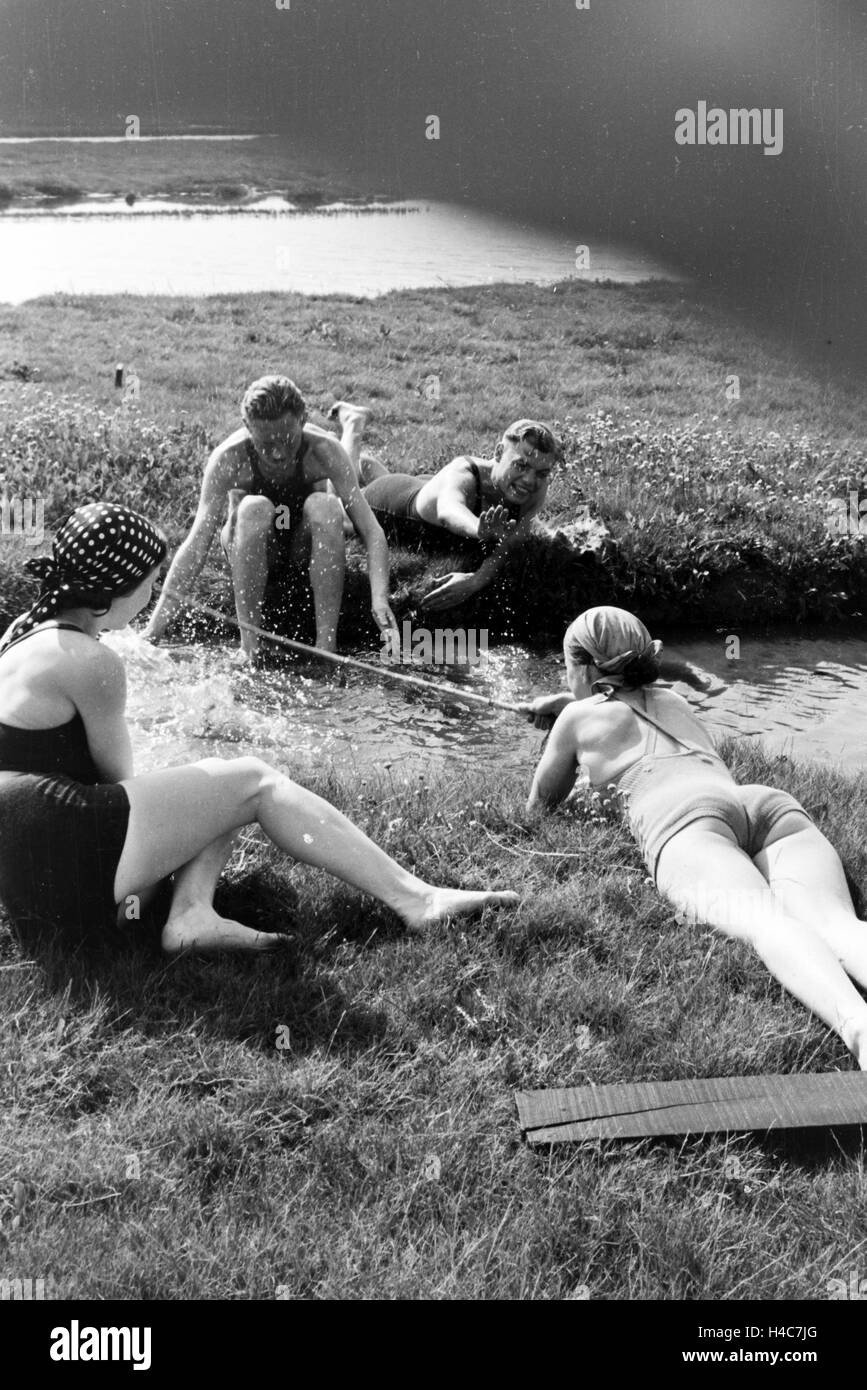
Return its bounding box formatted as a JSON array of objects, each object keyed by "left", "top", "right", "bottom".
[
  {"left": 430, "top": 467, "right": 489, "bottom": 541},
  {"left": 145, "top": 449, "right": 235, "bottom": 641},
  {"left": 422, "top": 516, "right": 531, "bottom": 612},
  {"left": 519, "top": 690, "right": 576, "bottom": 730}
]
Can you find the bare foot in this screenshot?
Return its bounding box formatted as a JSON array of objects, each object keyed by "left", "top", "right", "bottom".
[
  {"left": 230, "top": 644, "right": 259, "bottom": 669},
  {"left": 847, "top": 1023, "right": 867, "bottom": 1070},
  {"left": 400, "top": 886, "right": 520, "bottom": 931},
  {"left": 161, "top": 907, "right": 288, "bottom": 955},
  {"left": 327, "top": 400, "right": 371, "bottom": 430}
]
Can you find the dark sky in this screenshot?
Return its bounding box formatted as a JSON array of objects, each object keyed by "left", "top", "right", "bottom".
[{"left": 2, "top": 0, "right": 866, "bottom": 371}]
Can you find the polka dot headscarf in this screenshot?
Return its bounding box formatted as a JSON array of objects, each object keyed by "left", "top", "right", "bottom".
[{"left": 0, "top": 503, "right": 166, "bottom": 653}]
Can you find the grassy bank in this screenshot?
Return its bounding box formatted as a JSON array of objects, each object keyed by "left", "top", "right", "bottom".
[
  {"left": 2, "top": 282, "right": 867, "bottom": 1300},
  {"left": 1, "top": 278, "right": 867, "bottom": 641},
  {"left": 0, "top": 135, "right": 401, "bottom": 207},
  {"left": 2, "top": 740, "right": 866, "bottom": 1300}
]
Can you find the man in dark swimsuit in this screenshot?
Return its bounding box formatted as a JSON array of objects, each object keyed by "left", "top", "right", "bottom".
[
  {"left": 146, "top": 377, "right": 397, "bottom": 662},
  {"left": 331, "top": 402, "right": 560, "bottom": 611}
]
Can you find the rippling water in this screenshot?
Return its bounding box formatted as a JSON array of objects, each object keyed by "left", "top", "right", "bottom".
[
  {"left": 667, "top": 633, "right": 867, "bottom": 770},
  {"left": 0, "top": 199, "right": 680, "bottom": 301},
  {"left": 104, "top": 629, "right": 867, "bottom": 784}
]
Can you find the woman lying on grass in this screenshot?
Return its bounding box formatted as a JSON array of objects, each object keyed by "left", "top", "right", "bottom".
[
  {"left": 0, "top": 503, "right": 517, "bottom": 952},
  {"left": 524, "top": 605, "right": 867, "bottom": 1068}
]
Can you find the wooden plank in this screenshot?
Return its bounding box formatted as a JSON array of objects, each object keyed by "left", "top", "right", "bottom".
[{"left": 516, "top": 1072, "right": 867, "bottom": 1144}]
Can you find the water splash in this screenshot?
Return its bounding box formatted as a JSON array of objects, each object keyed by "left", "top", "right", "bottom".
[{"left": 102, "top": 627, "right": 867, "bottom": 778}]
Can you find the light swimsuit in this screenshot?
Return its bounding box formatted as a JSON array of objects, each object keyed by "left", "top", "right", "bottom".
[{"left": 595, "top": 689, "right": 812, "bottom": 881}]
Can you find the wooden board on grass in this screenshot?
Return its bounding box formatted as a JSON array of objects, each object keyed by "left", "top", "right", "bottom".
[{"left": 516, "top": 1072, "right": 867, "bottom": 1144}]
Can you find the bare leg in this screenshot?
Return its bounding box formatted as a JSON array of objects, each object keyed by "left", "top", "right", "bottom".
[
  {"left": 754, "top": 822, "right": 867, "bottom": 990},
  {"left": 287, "top": 492, "right": 346, "bottom": 652},
  {"left": 328, "top": 401, "right": 388, "bottom": 484},
  {"left": 656, "top": 819, "right": 867, "bottom": 1067},
  {"left": 161, "top": 831, "right": 283, "bottom": 954},
  {"left": 114, "top": 758, "right": 518, "bottom": 950},
  {"left": 221, "top": 494, "right": 275, "bottom": 663}
]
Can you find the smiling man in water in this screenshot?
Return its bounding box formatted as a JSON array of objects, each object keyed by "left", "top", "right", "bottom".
[
  {"left": 145, "top": 376, "right": 398, "bottom": 662},
  {"left": 330, "top": 403, "right": 560, "bottom": 611}
]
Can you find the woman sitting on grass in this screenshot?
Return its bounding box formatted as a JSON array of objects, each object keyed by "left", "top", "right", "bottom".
[
  {"left": 524, "top": 604, "right": 867, "bottom": 1069},
  {"left": 0, "top": 503, "right": 516, "bottom": 952}
]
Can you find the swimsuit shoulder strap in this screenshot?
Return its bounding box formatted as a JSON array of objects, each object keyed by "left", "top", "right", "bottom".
[
  {"left": 466, "top": 458, "right": 483, "bottom": 514},
  {"left": 594, "top": 687, "right": 710, "bottom": 755},
  {"left": 591, "top": 689, "right": 660, "bottom": 756},
  {"left": 0, "top": 622, "right": 86, "bottom": 661},
  {"left": 464, "top": 457, "right": 518, "bottom": 521},
  {"left": 623, "top": 689, "right": 710, "bottom": 755},
  {"left": 245, "top": 436, "right": 265, "bottom": 485}
]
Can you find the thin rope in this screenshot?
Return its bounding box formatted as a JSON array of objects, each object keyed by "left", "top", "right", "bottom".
[{"left": 189, "top": 602, "right": 527, "bottom": 715}]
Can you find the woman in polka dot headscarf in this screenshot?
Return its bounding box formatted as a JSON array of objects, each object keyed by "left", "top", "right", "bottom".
[
  {"left": 0, "top": 503, "right": 516, "bottom": 948},
  {"left": 0, "top": 502, "right": 168, "bottom": 654}
]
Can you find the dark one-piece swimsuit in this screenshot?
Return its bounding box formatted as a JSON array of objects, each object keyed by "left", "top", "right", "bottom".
[
  {"left": 0, "top": 624, "right": 131, "bottom": 939},
  {"left": 244, "top": 435, "right": 312, "bottom": 512},
  {"left": 362, "top": 458, "right": 522, "bottom": 553},
  {"left": 221, "top": 437, "right": 315, "bottom": 573}
]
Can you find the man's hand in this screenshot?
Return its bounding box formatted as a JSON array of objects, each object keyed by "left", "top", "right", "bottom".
[
  {"left": 371, "top": 597, "right": 399, "bottom": 641},
  {"left": 421, "top": 571, "right": 481, "bottom": 612},
  {"left": 477, "top": 505, "right": 518, "bottom": 544}
]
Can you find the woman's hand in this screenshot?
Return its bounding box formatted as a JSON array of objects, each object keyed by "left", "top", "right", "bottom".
[{"left": 518, "top": 693, "right": 575, "bottom": 730}]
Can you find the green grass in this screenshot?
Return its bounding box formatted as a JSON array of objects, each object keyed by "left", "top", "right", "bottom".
[
  {"left": 1, "top": 278, "right": 867, "bottom": 639},
  {"left": 0, "top": 136, "right": 402, "bottom": 205},
  {"left": 2, "top": 740, "right": 867, "bottom": 1300}
]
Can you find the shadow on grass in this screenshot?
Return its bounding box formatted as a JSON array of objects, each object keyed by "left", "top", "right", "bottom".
[
  {"left": 538, "top": 1124, "right": 867, "bottom": 1178},
  {"left": 0, "top": 865, "right": 395, "bottom": 1060}
]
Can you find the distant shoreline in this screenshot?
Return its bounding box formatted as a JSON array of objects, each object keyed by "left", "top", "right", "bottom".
[
  {"left": 0, "top": 193, "right": 408, "bottom": 214},
  {"left": 0, "top": 133, "right": 407, "bottom": 210},
  {"left": 0, "top": 134, "right": 270, "bottom": 144}
]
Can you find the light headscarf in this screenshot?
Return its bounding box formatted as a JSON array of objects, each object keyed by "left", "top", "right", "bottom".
[
  {"left": 564, "top": 606, "right": 663, "bottom": 694},
  {"left": 0, "top": 503, "right": 166, "bottom": 654}
]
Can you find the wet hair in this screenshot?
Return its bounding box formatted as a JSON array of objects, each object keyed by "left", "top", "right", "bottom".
[
  {"left": 241, "top": 375, "right": 307, "bottom": 424},
  {"left": 503, "top": 421, "right": 559, "bottom": 456},
  {"left": 564, "top": 638, "right": 661, "bottom": 689}
]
